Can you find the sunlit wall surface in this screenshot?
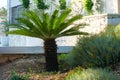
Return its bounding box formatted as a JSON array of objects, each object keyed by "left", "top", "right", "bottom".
[{"left": 7, "top": 0, "right": 120, "bottom": 46}]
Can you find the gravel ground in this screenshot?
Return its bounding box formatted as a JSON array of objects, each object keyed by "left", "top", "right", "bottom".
[
  {"left": 0, "top": 55, "right": 45, "bottom": 80},
  {"left": 0, "top": 55, "right": 120, "bottom": 80}
]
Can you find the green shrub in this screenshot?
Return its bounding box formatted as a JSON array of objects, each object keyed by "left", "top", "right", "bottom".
[
  {"left": 58, "top": 54, "right": 69, "bottom": 70},
  {"left": 9, "top": 70, "right": 30, "bottom": 80},
  {"left": 84, "top": 0, "right": 93, "bottom": 15},
  {"left": 66, "top": 67, "right": 120, "bottom": 80},
  {"left": 67, "top": 26, "right": 120, "bottom": 68},
  {"left": 34, "top": 0, "right": 49, "bottom": 9},
  {"left": 59, "top": 0, "right": 66, "bottom": 10},
  {"left": 21, "top": 0, "right": 30, "bottom": 9}
]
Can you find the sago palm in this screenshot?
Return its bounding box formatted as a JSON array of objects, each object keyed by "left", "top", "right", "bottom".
[{"left": 7, "top": 9, "right": 88, "bottom": 71}]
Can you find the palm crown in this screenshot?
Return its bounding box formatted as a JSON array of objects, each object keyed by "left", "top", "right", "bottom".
[
  {"left": 7, "top": 9, "right": 88, "bottom": 71},
  {"left": 7, "top": 9, "right": 87, "bottom": 40}
]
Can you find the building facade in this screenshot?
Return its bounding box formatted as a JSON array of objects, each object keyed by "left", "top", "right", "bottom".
[
  {"left": 8, "top": 0, "right": 77, "bottom": 47},
  {"left": 7, "top": 0, "right": 120, "bottom": 47}
]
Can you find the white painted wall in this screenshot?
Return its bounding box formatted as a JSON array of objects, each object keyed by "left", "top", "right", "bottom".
[
  {"left": 104, "top": 0, "right": 118, "bottom": 13},
  {"left": 9, "top": 0, "right": 21, "bottom": 7},
  {"left": 26, "top": 37, "right": 43, "bottom": 46},
  {"left": 9, "top": 0, "right": 34, "bottom": 7},
  {"left": 8, "top": 0, "right": 120, "bottom": 47},
  {"left": 8, "top": 0, "right": 78, "bottom": 47},
  {"left": 8, "top": 0, "right": 40, "bottom": 46}
]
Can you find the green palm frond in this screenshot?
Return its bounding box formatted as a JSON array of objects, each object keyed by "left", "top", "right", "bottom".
[
  {"left": 42, "top": 13, "right": 50, "bottom": 32},
  {"left": 59, "top": 31, "right": 88, "bottom": 37},
  {"left": 16, "top": 18, "right": 40, "bottom": 34},
  {"left": 22, "top": 11, "right": 45, "bottom": 33},
  {"left": 55, "top": 9, "right": 71, "bottom": 28},
  {"left": 59, "top": 24, "right": 84, "bottom": 34},
  {"left": 57, "top": 24, "right": 88, "bottom": 37},
  {"left": 7, "top": 24, "right": 26, "bottom": 29},
  {"left": 54, "top": 14, "right": 83, "bottom": 35},
  {"left": 21, "top": 11, "right": 49, "bottom": 38},
  {"left": 50, "top": 10, "right": 59, "bottom": 30},
  {"left": 7, "top": 9, "right": 88, "bottom": 40},
  {"left": 6, "top": 29, "right": 43, "bottom": 38}
]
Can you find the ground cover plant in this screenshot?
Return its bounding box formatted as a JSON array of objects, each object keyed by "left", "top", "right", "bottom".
[
  {"left": 9, "top": 70, "right": 30, "bottom": 80},
  {"left": 67, "top": 25, "right": 120, "bottom": 69},
  {"left": 66, "top": 67, "right": 120, "bottom": 80}
]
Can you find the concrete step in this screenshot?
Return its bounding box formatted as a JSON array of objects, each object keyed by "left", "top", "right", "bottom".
[{"left": 0, "top": 46, "right": 73, "bottom": 54}]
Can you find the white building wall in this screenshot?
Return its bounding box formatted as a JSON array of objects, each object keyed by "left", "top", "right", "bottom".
[
  {"left": 9, "top": 0, "right": 34, "bottom": 7},
  {"left": 26, "top": 37, "right": 43, "bottom": 46},
  {"left": 8, "top": 0, "right": 120, "bottom": 47},
  {"left": 8, "top": 0, "right": 78, "bottom": 47},
  {"left": 9, "top": 0, "right": 21, "bottom": 7},
  {"left": 104, "top": 0, "right": 118, "bottom": 13},
  {"left": 8, "top": 0, "right": 39, "bottom": 46}
]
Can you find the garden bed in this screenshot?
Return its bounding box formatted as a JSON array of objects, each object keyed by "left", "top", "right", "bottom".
[
  {"left": 0, "top": 55, "right": 120, "bottom": 80},
  {"left": 0, "top": 55, "right": 46, "bottom": 80}
]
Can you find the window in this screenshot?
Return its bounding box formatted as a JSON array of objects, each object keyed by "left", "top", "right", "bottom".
[{"left": 11, "top": 5, "right": 23, "bottom": 24}]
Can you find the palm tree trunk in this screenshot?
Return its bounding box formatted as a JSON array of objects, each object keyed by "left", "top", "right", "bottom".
[{"left": 44, "top": 39, "right": 58, "bottom": 71}]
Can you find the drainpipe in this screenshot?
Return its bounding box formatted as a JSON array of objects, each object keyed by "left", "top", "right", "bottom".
[
  {"left": 6, "top": 0, "right": 11, "bottom": 46},
  {"left": 7, "top": 0, "right": 11, "bottom": 24}
]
